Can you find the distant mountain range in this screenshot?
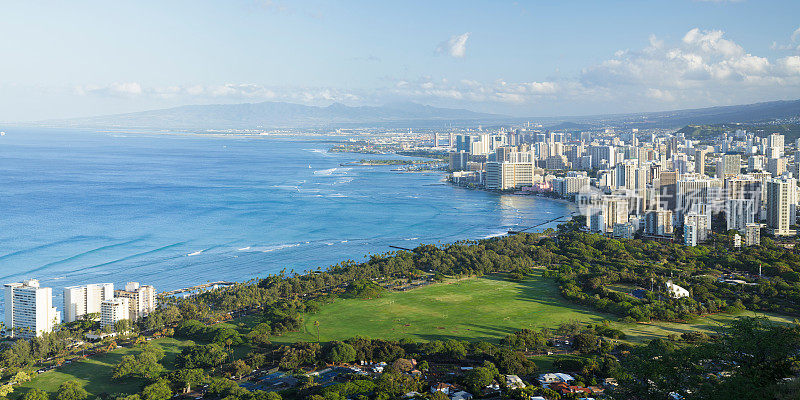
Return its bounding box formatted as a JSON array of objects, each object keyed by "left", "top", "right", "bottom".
[
  {"left": 37, "top": 98, "right": 800, "bottom": 131},
  {"left": 43, "top": 101, "right": 506, "bottom": 130}
]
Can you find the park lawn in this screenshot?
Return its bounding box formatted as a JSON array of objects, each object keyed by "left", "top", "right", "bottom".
[
  {"left": 266, "top": 272, "right": 797, "bottom": 345},
  {"left": 273, "top": 271, "right": 613, "bottom": 344},
  {"left": 12, "top": 337, "right": 194, "bottom": 398},
  {"left": 613, "top": 311, "right": 797, "bottom": 344}
]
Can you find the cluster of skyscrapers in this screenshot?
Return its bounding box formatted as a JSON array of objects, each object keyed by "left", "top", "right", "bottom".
[
  {"left": 448, "top": 126, "right": 800, "bottom": 247},
  {"left": 3, "top": 280, "right": 156, "bottom": 339}
]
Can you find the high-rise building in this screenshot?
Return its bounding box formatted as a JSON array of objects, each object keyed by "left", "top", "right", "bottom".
[
  {"left": 4, "top": 279, "right": 60, "bottom": 338},
  {"left": 766, "top": 177, "right": 797, "bottom": 236},
  {"left": 589, "top": 145, "right": 615, "bottom": 169},
  {"left": 717, "top": 153, "right": 742, "bottom": 177},
  {"left": 484, "top": 161, "right": 535, "bottom": 190},
  {"left": 448, "top": 151, "right": 469, "bottom": 171},
  {"left": 684, "top": 212, "right": 710, "bottom": 243},
  {"left": 63, "top": 283, "right": 114, "bottom": 323},
  {"left": 114, "top": 282, "right": 157, "bottom": 321},
  {"left": 767, "top": 157, "right": 787, "bottom": 177},
  {"left": 695, "top": 149, "right": 707, "bottom": 176},
  {"left": 100, "top": 297, "right": 130, "bottom": 331},
  {"left": 767, "top": 133, "right": 784, "bottom": 159},
  {"left": 645, "top": 209, "right": 674, "bottom": 236},
  {"left": 744, "top": 223, "right": 761, "bottom": 246},
  {"left": 684, "top": 223, "right": 698, "bottom": 246},
  {"left": 726, "top": 199, "right": 758, "bottom": 232}
]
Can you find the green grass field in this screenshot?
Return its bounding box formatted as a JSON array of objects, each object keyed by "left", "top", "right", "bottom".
[
  {"left": 274, "top": 272, "right": 612, "bottom": 344},
  {"left": 12, "top": 337, "right": 194, "bottom": 398},
  {"left": 272, "top": 272, "right": 797, "bottom": 345}
]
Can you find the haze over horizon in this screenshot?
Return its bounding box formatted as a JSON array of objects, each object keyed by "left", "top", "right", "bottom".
[{"left": 2, "top": 0, "right": 800, "bottom": 121}]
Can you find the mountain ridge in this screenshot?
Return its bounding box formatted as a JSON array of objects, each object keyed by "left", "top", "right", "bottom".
[{"left": 33, "top": 98, "right": 800, "bottom": 130}]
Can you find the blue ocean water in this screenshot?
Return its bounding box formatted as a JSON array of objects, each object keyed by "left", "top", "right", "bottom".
[{"left": 0, "top": 127, "right": 571, "bottom": 308}]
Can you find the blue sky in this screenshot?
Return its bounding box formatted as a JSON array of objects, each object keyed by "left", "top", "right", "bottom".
[{"left": 1, "top": 0, "right": 799, "bottom": 120}]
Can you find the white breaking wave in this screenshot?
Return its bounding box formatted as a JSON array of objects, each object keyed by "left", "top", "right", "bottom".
[
  {"left": 314, "top": 168, "right": 337, "bottom": 176},
  {"left": 186, "top": 250, "right": 204, "bottom": 256},
  {"left": 242, "top": 243, "right": 303, "bottom": 253},
  {"left": 314, "top": 167, "right": 351, "bottom": 176},
  {"left": 482, "top": 231, "right": 508, "bottom": 239}
]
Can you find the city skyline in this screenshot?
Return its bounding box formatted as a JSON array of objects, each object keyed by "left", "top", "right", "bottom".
[{"left": 2, "top": 0, "right": 800, "bottom": 121}]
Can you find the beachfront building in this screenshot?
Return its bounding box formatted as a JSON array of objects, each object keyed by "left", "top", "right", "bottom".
[
  {"left": 100, "top": 297, "right": 130, "bottom": 331},
  {"left": 114, "top": 282, "right": 157, "bottom": 321},
  {"left": 4, "top": 279, "right": 60, "bottom": 338},
  {"left": 63, "top": 283, "right": 114, "bottom": 323},
  {"left": 485, "top": 161, "right": 535, "bottom": 190}
]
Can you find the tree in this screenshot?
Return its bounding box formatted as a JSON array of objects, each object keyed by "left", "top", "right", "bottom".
[
  {"left": 252, "top": 392, "right": 282, "bottom": 400},
  {"left": 112, "top": 344, "right": 165, "bottom": 380},
  {"left": 169, "top": 369, "right": 207, "bottom": 393},
  {"left": 246, "top": 323, "right": 272, "bottom": 347},
  {"left": 0, "top": 385, "right": 13, "bottom": 398},
  {"left": 573, "top": 332, "right": 600, "bottom": 354},
  {"left": 177, "top": 344, "right": 229, "bottom": 368},
  {"left": 232, "top": 358, "right": 251, "bottom": 378},
  {"left": 21, "top": 389, "right": 49, "bottom": 400},
  {"left": 142, "top": 380, "right": 172, "bottom": 400},
  {"left": 326, "top": 341, "right": 356, "bottom": 364},
  {"left": 55, "top": 381, "right": 88, "bottom": 400},
  {"left": 464, "top": 364, "right": 496, "bottom": 393},
  {"left": 12, "top": 370, "right": 31, "bottom": 384},
  {"left": 430, "top": 391, "right": 449, "bottom": 400},
  {"left": 114, "top": 319, "right": 133, "bottom": 333}
]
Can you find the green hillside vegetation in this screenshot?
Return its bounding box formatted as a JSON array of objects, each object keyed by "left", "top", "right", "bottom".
[{"left": 679, "top": 123, "right": 800, "bottom": 142}]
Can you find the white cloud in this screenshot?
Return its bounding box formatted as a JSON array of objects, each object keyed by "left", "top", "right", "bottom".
[
  {"left": 75, "top": 82, "right": 143, "bottom": 97},
  {"left": 582, "top": 28, "right": 800, "bottom": 90},
  {"left": 388, "top": 77, "right": 560, "bottom": 104},
  {"left": 437, "top": 33, "right": 470, "bottom": 58},
  {"left": 74, "top": 82, "right": 361, "bottom": 105}
]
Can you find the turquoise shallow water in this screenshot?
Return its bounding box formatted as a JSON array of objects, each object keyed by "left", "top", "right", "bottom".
[{"left": 0, "top": 127, "right": 571, "bottom": 309}]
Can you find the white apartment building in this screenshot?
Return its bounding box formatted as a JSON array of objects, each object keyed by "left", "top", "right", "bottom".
[
  {"left": 485, "top": 161, "right": 535, "bottom": 190},
  {"left": 63, "top": 283, "right": 114, "bottom": 323},
  {"left": 4, "top": 279, "right": 60, "bottom": 339},
  {"left": 114, "top": 282, "right": 157, "bottom": 321},
  {"left": 100, "top": 297, "right": 130, "bottom": 331}
]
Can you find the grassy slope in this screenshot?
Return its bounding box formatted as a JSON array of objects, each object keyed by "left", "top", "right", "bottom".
[
  {"left": 13, "top": 337, "right": 194, "bottom": 398},
  {"left": 273, "top": 272, "right": 796, "bottom": 345},
  {"left": 275, "top": 272, "right": 611, "bottom": 344}
]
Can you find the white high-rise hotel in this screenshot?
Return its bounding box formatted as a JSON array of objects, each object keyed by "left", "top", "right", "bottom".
[
  {"left": 63, "top": 283, "right": 114, "bottom": 323},
  {"left": 114, "top": 282, "right": 157, "bottom": 321},
  {"left": 4, "top": 280, "right": 60, "bottom": 339},
  {"left": 100, "top": 297, "right": 130, "bottom": 330}
]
